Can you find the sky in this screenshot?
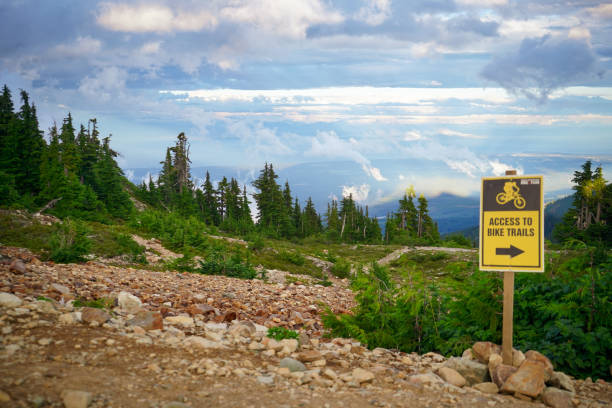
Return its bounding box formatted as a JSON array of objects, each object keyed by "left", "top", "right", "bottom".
[{"left": 1, "top": 0, "right": 612, "bottom": 206}]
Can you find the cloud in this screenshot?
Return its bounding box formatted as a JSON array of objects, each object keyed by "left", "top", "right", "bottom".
[
  {"left": 225, "top": 121, "right": 294, "bottom": 160},
  {"left": 481, "top": 34, "right": 604, "bottom": 101},
  {"left": 438, "top": 128, "right": 486, "bottom": 139},
  {"left": 404, "top": 131, "right": 424, "bottom": 141},
  {"left": 404, "top": 140, "right": 518, "bottom": 178},
  {"left": 220, "top": 0, "right": 344, "bottom": 39},
  {"left": 354, "top": 0, "right": 391, "bottom": 26},
  {"left": 342, "top": 184, "right": 370, "bottom": 202},
  {"left": 53, "top": 36, "right": 102, "bottom": 57},
  {"left": 78, "top": 66, "right": 128, "bottom": 102},
  {"left": 587, "top": 4, "right": 612, "bottom": 19},
  {"left": 306, "top": 130, "right": 387, "bottom": 181},
  {"left": 97, "top": 3, "right": 218, "bottom": 33}
]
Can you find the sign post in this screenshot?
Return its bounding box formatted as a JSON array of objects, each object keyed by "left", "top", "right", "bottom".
[{"left": 480, "top": 170, "right": 544, "bottom": 365}]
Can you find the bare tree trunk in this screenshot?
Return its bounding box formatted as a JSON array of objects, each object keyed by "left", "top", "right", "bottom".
[
  {"left": 35, "top": 198, "right": 63, "bottom": 216},
  {"left": 340, "top": 214, "right": 346, "bottom": 238}
]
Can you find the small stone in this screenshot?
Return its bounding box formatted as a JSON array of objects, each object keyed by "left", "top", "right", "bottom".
[
  {"left": 298, "top": 332, "right": 310, "bottom": 346},
  {"left": 165, "top": 315, "right": 194, "bottom": 327},
  {"left": 248, "top": 341, "right": 265, "bottom": 351},
  {"left": 257, "top": 375, "right": 274, "bottom": 386},
  {"left": 0, "top": 390, "right": 10, "bottom": 402},
  {"left": 501, "top": 360, "right": 547, "bottom": 398},
  {"left": 473, "top": 382, "right": 499, "bottom": 394},
  {"left": 296, "top": 350, "right": 322, "bottom": 362},
  {"left": 37, "top": 338, "right": 53, "bottom": 346},
  {"left": 472, "top": 342, "right": 501, "bottom": 364},
  {"left": 541, "top": 387, "right": 573, "bottom": 408},
  {"left": 279, "top": 357, "right": 306, "bottom": 372},
  {"left": 352, "top": 368, "right": 375, "bottom": 384},
  {"left": 401, "top": 356, "right": 414, "bottom": 365},
  {"left": 183, "top": 336, "right": 226, "bottom": 349},
  {"left": 61, "top": 390, "right": 92, "bottom": 408},
  {"left": 51, "top": 283, "right": 70, "bottom": 295},
  {"left": 9, "top": 259, "right": 26, "bottom": 274},
  {"left": 187, "top": 303, "right": 215, "bottom": 316},
  {"left": 548, "top": 371, "right": 575, "bottom": 394},
  {"left": 81, "top": 307, "right": 110, "bottom": 324},
  {"left": 437, "top": 367, "right": 466, "bottom": 387},
  {"left": 0, "top": 292, "right": 22, "bottom": 308},
  {"left": 128, "top": 311, "right": 163, "bottom": 331},
  {"left": 277, "top": 367, "right": 291, "bottom": 376},
  {"left": 409, "top": 373, "right": 444, "bottom": 385},
  {"left": 312, "top": 359, "right": 326, "bottom": 367},
  {"left": 228, "top": 321, "right": 255, "bottom": 337},
  {"left": 118, "top": 291, "right": 142, "bottom": 313},
  {"left": 162, "top": 402, "right": 190, "bottom": 408},
  {"left": 59, "top": 312, "right": 81, "bottom": 324},
  {"left": 322, "top": 368, "right": 338, "bottom": 381},
  {"left": 279, "top": 338, "right": 299, "bottom": 353}
]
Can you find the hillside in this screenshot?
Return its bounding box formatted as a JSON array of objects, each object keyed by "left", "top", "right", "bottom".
[{"left": 2, "top": 241, "right": 611, "bottom": 408}]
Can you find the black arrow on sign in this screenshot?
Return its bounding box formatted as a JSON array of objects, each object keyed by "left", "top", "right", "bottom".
[{"left": 496, "top": 245, "right": 524, "bottom": 258}]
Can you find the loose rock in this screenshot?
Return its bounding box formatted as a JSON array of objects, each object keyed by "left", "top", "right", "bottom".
[
  {"left": 352, "top": 368, "right": 375, "bottom": 384},
  {"left": 0, "top": 292, "right": 22, "bottom": 308},
  {"left": 118, "top": 291, "right": 142, "bottom": 313},
  {"left": 541, "top": 387, "right": 574, "bottom": 408},
  {"left": 501, "top": 360, "right": 547, "bottom": 398},
  {"left": 279, "top": 357, "right": 306, "bottom": 372},
  {"left": 127, "top": 311, "right": 163, "bottom": 331},
  {"left": 473, "top": 382, "right": 499, "bottom": 394},
  {"left": 437, "top": 367, "right": 466, "bottom": 387},
  {"left": 444, "top": 357, "right": 489, "bottom": 386},
  {"left": 61, "top": 390, "right": 92, "bottom": 408},
  {"left": 472, "top": 342, "right": 501, "bottom": 364},
  {"left": 81, "top": 307, "right": 111, "bottom": 324}
]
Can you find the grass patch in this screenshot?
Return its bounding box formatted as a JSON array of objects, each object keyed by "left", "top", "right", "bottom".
[{"left": 267, "top": 326, "right": 299, "bottom": 341}]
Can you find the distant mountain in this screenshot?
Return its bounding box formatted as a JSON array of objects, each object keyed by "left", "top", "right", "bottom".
[
  {"left": 369, "top": 193, "right": 480, "bottom": 235},
  {"left": 544, "top": 194, "right": 574, "bottom": 240}
]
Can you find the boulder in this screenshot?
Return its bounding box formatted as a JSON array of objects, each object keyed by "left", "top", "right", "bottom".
[
  {"left": 488, "top": 353, "right": 503, "bottom": 370},
  {"left": 524, "top": 350, "right": 554, "bottom": 379},
  {"left": 541, "top": 387, "right": 574, "bottom": 408},
  {"left": 512, "top": 349, "right": 526, "bottom": 368},
  {"left": 437, "top": 367, "right": 466, "bottom": 387},
  {"left": 127, "top": 311, "right": 163, "bottom": 331},
  {"left": 81, "top": 307, "right": 110, "bottom": 324},
  {"left": 118, "top": 291, "right": 142, "bottom": 314},
  {"left": 473, "top": 382, "right": 499, "bottom": 394},
  {"left": 547, "top": 371, "right": 575, "bottom": 394},
  {"left": 490, "top": 364, "right": 517, "bottom": 388},
  {"left": 472, "top": 342, "right": 501, "bottom": 364},
  {"left": 443, "top": 357, "right": 489, "bottom": 386},
  {"left": 0, "top": 292, "right": 22, "bottom": 308},
  {"left": 501, "top": 360, "right": 547, "bottom": 398}
]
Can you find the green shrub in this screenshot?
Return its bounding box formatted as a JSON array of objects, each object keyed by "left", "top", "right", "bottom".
[
  {"left": 198, "top": 250, "right": 262, "bottom": 279},
  {"left": 278, "top": 250, "right": 305, "bottom": 266},
  {"left": 49, "top": 218, "right": 91, "bottom": 263},
  {"left": 267, "top": 326, "right": 299, "bottom": 341},
  {"left": 330, "top": 258, "right": 351, "bottom": 279},
  {"left": 322, "top": 246, "right": 612, "bottom": 381},
  {"left": 166, "top": 254, "right": 197, "bottom": 272},
  {"left": 247, "top": 233, "right": 265, "bottom": 252},
  {"left": 73, "top": 297, "right": 114, "bottom": 310}
]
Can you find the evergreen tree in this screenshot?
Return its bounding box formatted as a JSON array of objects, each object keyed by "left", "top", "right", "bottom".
[
  {"left": 92, "top": 136, "right": 132, "bottom": 218},
  {"left": 201, "top": 171, "right": 219, "bottom": 225},
  {"left": 59, "top": 113, "right": 79, "bottom": 176}
]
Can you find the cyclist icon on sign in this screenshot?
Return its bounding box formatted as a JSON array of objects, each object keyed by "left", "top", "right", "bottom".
[{"left": 496, "top": 181, "right": 526, "bottom": 209}]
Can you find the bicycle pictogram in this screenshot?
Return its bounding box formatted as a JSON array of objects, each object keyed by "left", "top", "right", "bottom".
[{"left": 496, "top": 181, "right": 526, "bottom": 209}]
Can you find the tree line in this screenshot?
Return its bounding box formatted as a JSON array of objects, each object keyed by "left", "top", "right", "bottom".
[{"left": 1, "top": 85, "right": 441, "bottom": 244}]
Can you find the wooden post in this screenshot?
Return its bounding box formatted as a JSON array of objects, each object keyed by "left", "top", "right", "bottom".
[
  {"left": 502, "top": 169, "right": 517, "bottom": 365},
  {"left": 502, "top": 270, "right": 515, "bottom": 365}
]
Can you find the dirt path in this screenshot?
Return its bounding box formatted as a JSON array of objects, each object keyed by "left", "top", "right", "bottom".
[{"left": 377, "top": 246, "right": 475, "bottom": 266}]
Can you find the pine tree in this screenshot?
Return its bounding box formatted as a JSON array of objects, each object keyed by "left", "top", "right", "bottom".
[
  {"left": 59, "top": 113, "right": 79, "bottom": 176},
  {"left": 202, "top": 171, "right": 219, "bottom": 225}
]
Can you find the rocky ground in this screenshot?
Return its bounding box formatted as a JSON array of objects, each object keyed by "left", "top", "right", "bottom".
[{"left": 1, "top": 246, "right": 611, "bottom": 408}]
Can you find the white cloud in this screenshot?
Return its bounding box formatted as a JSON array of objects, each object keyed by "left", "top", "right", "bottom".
[
  {"left": 140, "top": 41, "right": 162, "bottom": 54},
  {"left": 489, "top": 159, "right": 523, "bottom": 176},
  {"left": 438, "top": 128, "right": 486, "bottom": 139},
  {"left": 342, "top": 184, "right": 370, "bottom": 202},
  {"left": 53, "top": 36, "right": 101, "bottom": 57},
  {"left": 162, "top": 86, "right": 515, "bottom": 105},
  {"left": 404, "top": 131, "right": 424, "bottom": 141},
  {"left": 456, "top": 0, "right": 507, "bottom": 6},
  {"left": 78, "top": 66, "right": 128, "bottom": 102},
  {"left": 307, "top": 131, "right": 387, "bottom": 181},
  {"left": 354, "top": 0, "right": 391, "bottom": 26},
  {"left": 587, "top": 4, "right": 612, "bottom": 19},
  {"left": 220, "top": 0, "right": 344, "bottom": 39},
  {"left": 97, "top": 3, "right": 217, "bottom": 33}
]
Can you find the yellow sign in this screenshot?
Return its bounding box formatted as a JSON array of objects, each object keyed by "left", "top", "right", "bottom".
[{"left": 479, "top": 176, "right": 544, "bottom": 272}]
